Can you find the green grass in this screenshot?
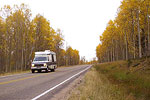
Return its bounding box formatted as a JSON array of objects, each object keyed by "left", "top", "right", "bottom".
[{"left": 95, "top": 60, "right": 150, "bottom": 100}]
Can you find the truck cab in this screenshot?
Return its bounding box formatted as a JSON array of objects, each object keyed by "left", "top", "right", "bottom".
[{"left": 31, "top": 50, "right": 57, "bottom": 73}]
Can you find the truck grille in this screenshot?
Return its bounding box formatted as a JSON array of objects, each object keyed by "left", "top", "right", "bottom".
[{"left": 35, "top": 64, "right": 43, "bottom": 67}]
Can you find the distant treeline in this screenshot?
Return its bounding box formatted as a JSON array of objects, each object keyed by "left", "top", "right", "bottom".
[
  {"left": 96, "top": 0, "right": 150, "bottom": 63},
  {"left": 0, "top": 4, "right": 80, "bottom": 74}
]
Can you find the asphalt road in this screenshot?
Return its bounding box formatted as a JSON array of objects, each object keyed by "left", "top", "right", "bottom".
[{"left": 0, "top": 65, "right": 91, "bottom": 100}]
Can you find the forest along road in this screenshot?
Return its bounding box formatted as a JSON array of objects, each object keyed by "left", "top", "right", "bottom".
[{"left": 0, "top": 65, "right": 91, "bottom": 100}]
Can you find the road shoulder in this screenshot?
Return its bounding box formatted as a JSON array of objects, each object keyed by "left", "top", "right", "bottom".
[{"left": 50, "top": 72, "right": 85, "bottom": 100}]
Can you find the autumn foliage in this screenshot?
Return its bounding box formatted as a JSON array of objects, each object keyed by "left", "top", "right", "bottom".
[{"left": 96, "top": 0, "right": 150, "bottom": 63}]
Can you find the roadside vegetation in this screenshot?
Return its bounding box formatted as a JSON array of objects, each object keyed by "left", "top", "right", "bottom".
[
  {"left": 69, "top": 66, "right": 126, "bottom": 100},
  {"left": 69, "top": 58, "right": 150, "bottom": 100},
  {"left": 0, "top": 70, "right": 30, "bottom": 77}
]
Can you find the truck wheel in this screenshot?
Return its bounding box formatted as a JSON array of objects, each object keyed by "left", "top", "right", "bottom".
[
  {"left": 45, "top": 68, "right": 49, "bottom": 73},
  {"left": 51, "top": 69, "right": 55, "bottom": 72},
  {"left": 32, "top": 70, "right": 35, "bottom": 73},
  {"left": 38, "top": 70, "right": 41, "bottom": 73}
]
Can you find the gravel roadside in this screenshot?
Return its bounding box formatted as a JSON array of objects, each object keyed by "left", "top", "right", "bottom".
[{"left": 50, "top": 73, "right": 85, "bottom": 100}]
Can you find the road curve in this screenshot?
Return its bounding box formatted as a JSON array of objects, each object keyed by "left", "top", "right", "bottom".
[{"left": 0, "top": 65, "right": 91, "bottom": 100}]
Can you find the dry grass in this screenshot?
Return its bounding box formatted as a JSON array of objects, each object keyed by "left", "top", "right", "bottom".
[
  {"left": 0, "top": 70, "right": 30, "bottom": 77},
  {"left": 68, "top": 67, "right": 126, "bottom": 100}
]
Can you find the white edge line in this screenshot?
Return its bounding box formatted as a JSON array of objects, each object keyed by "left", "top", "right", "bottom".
[{"left": 31, "top": 65, "right": 91, "bottom": 100}]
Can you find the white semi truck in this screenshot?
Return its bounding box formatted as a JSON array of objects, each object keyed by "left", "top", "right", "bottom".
[{"left": 31, "top": 50, "right": 57, "bottom": 73}]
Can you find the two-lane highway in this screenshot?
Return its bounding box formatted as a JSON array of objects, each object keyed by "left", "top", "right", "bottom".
[{"left": 0, "top": 65, "right": 91, "bottom": 100}]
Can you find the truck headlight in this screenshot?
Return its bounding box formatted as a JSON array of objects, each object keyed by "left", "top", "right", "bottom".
[
  {"left": 44, "top": 63, "right": 47, "bottom": 67},
  {"left": 32, "top": 64, "right": 34, "bottom": 67}
]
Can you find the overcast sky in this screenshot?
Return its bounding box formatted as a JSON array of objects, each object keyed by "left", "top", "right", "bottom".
[{"left": 0, "top": 0, "right": 122, "bottom": 61}]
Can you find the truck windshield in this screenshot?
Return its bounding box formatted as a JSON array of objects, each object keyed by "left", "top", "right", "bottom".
[{"left": 34, "top": 56, "right": 48, "bottom": 61}]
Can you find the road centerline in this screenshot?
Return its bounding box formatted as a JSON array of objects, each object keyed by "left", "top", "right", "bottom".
[{"left": 31, "top": 65, "right": 91, "bottom": 100}]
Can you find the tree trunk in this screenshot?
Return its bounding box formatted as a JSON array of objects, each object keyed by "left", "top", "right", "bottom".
[
  {"left": 107, "top": 49, "right": 110, "bottom": 62},
  {"left": 147, "top": 6, "right": 150, "bottom": 56},
  {"left": 133, "top": 37, "right": 136, "bottom": 59},
  {"left": 137, "top": 9, "right": 142, "bottom": 58},
  {"left": 124, "top": 30, "right": 129, "bottom": 60},
  {"left": 131, "top": 10, "right": 136, "bottom": 59},
  {"left": 111, "top": 47, "right": 113, "bottom": 62}
]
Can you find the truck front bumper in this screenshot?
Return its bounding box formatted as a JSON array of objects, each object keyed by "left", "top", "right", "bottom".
[{"left": 31, "top": 67, "right": 47, "bottom": 70}]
